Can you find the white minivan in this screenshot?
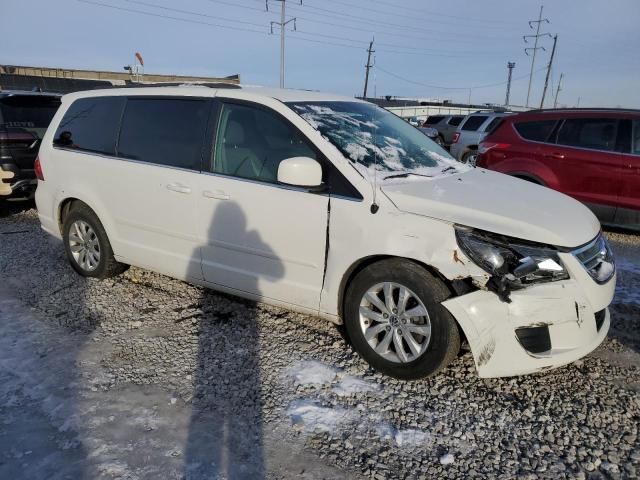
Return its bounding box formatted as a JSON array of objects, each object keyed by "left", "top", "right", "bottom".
[{"left": 35, "top": 85, "right": 616, "bottom": 379}]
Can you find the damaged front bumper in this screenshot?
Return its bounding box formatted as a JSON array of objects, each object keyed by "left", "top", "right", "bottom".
[{"left": 442, "top": 252, "right": 615, "bottom": 378}]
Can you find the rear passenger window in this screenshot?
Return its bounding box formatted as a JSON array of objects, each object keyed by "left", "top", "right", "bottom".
[
  {"left": 117, "top": 98, "right": 209, "bottom": 170},
  {"left": 425, "top": 115, "right": 444, "bottom": 124},
  {"left": 556, "top": 118, "right": 618, "bottom": 151},
  {"left": 214, "top": 102, "right": 317, "bottom": 184},
  {"left": 53, "top": 97, "right": 124, "bottom": 155},
  {"left": 514, "top": 120, "right": 557, "bottom": 142},
  {"left": 461, "top": 116, "right": 488, "bottom": 131}
]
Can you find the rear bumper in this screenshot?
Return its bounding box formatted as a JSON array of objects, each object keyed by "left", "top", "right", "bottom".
[{"left": 442, "top": 254, "right": 615, "bottom": 378}]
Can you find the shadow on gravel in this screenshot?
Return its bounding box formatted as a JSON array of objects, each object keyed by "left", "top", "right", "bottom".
[
  {"left": 183, "top": 201, "right": 284, "bottom": 479},
  {"left": 0, "top": 198, "right": 35, "bottom": 218}
]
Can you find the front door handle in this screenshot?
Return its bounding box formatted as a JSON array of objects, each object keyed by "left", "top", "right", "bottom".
[
  {"left": 544, "top": 152, "right": 565, "bottom": 160},
  {"left": 203, "top": 190, "right": 230, "bottom": 200},
  {"left": 166, "top": 183, "right": 192, "bottom": 194}
]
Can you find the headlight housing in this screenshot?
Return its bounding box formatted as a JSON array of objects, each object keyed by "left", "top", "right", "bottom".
[{"left": 455, "top": 226, "right": 569, "bottom": 295}]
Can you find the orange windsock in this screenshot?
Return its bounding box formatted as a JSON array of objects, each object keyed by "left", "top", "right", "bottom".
[{"left": 135, "top": 52, "right": 144, "bottom": 66}]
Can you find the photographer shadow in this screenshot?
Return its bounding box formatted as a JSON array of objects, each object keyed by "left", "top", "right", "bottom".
[{"left": 184, "top": 201, "right": 284, "bottom": 479}]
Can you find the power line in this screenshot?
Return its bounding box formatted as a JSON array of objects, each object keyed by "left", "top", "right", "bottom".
[
  {"left": 303, "top": 0, "right": 520, "bottom": 30},
  {"left": 375, "top": 64, "right": 546, "bottom": 91}
]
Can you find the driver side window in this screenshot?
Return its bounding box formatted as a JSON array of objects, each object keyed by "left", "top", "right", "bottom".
[{"left": 213, "top": 102, "right": 317, "bottom": 183}]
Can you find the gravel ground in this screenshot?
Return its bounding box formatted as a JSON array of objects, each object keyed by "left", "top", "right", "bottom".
[{"left": 0, "top": 204, "right": 639, "bottom": 479}]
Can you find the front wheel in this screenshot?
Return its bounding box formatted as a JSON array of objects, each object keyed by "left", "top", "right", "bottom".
[{"left": 344, "top": 259, "right": 460, "bottom": 380}]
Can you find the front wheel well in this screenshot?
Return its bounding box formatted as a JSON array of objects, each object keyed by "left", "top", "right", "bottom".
[{"left": 337, "top": 255, "right": 456, "bottom": 320}]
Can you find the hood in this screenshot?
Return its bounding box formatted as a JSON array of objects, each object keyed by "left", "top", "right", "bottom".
[{"left": 381, "top": 168, "right": 600, "bottom": 248}]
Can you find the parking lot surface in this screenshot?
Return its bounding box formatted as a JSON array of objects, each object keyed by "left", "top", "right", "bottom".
[{"left": 1, "top": 205, "right": 639, "bottom": 479}]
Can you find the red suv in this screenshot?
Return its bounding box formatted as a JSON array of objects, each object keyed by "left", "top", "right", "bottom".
[{"left": 477, "top": 109, "right": 640, "bottom": 229}]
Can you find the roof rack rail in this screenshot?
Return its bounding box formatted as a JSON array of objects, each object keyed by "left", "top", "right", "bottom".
[
  {"left": 93, "top": 82, "right": 241, "bottom": 90},
  {"left": 525, "top": 107, "right": 640, "bottom": 114}
]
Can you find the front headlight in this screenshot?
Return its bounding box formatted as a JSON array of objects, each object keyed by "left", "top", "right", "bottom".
[{"left": 455, "top": 226, "right": 569, "bottom": 289}]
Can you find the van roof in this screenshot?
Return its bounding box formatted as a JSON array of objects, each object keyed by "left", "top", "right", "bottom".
[{"left": 61, "top": 84, "right": 362, "bottom": 104}]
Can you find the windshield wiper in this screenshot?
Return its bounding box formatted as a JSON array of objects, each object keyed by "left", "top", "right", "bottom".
[
  {"left": 441, "top": 166, "right": 457, "bottom": 174},
  {"left": 383, "top": 172, "right": 433, "bottom": 180}
]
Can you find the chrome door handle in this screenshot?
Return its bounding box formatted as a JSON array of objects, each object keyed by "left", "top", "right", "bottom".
[
  {"left": 203, "top": 190, "right": 230, "bottom": 200},
  {"left": 544, "top": 153, "right": 565, "bottom": 160},
  {"left": 166, "top": 183, "right": 192, "bottom": 194}
]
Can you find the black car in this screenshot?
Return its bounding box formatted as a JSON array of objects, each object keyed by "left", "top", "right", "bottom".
[{"left": 0, "top": 91, "right": 60, "bottom": 199}]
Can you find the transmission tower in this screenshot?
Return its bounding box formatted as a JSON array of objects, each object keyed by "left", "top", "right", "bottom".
[
  {"left": 505, "top": 61, "right": 515, "bottom": 106},
  {"left": 523, "top": 5, "right": 551, "bottom": 107},
  {"left": 267, "top": 0, "right": 302, "bottom": 88},
  {"left": 363, "top": 38, "right": 375, "bottom": 98},
  {"left": 540, "top": 34, "right": 558, "bottom": 108},
  {"left": 553, "top": 72, "right": 564, "bottom": 108}
]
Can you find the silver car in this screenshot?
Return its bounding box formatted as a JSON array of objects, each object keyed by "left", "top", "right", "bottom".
[{"left": 450, "top": 112, "right": 512, "bottom": 165}]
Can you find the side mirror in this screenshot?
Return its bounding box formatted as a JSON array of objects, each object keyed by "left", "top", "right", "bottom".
[{"left": 277, "top": 157, "right": 323, "bottom": 188}]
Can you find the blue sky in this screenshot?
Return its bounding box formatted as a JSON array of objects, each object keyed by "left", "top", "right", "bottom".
[{"left": 3, "top": 0, "right": 639, "bottom": 107}]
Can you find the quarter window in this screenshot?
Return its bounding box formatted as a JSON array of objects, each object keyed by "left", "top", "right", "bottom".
[
  {"left": 633, "top": 120, "right": 640, "bottom": 155},
  {"left": 556, "top": 118, "right": 618, "bottom": 151},
  {"left": 53, "top": 97, "right": 124, "bottom": 155},
  {"left": 514, "top": 120, "right": 557, "bottom": 142},
  {"left": 214, "top": 102, "right": 317, "bottom": 183},
  {"left": 117, "top": 98, "right": 209, "bottom": 170}
]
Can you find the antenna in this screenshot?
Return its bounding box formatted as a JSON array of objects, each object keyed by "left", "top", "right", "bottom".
[{"left": 370, "top": 105, "right": 380, "bottom": 214}]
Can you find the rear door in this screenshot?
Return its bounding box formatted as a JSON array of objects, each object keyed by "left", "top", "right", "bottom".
[
  {"left": 614, "top": 118, "right": 640, "bottom": 226},
  {"left": 110, "top": 96, "right": 211, "bottom": 279},
  {"left": 547, "top": 116, "right": 624, "bottom": 223}
]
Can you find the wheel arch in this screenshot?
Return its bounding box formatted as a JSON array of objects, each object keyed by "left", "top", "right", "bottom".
[{"left": 337, "top": 255, "right": 459, "bottom": 321}]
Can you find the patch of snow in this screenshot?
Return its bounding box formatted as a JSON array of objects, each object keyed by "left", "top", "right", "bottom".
[
  {"left": 287, "top": 360, "right": 337, "bottom": 386},
  {"left": 394, "top": 429, "right": 431, "bottom": 447},
  {"left": 287, "top": 401, "right": 354, "bottom": 433},
  {"left": 332, "top": 375, "right": 380, "bottom": 397},
  {"left": 439, "top": 453, "right": 455, "bottom": 465}
]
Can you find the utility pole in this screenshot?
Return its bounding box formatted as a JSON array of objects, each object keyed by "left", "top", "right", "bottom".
[
  {"left": 267, "top": 0, "right": 301, "bottom": 88},
  {"left": 553, "top": 72, "right": 563, "bottom": 108},
  {"left": 539, "top": 34, "right": 558, "bottom": 108},
  {"left": 505, "top": 61, "right": 516, "bottom": 106},
  {"left": 363, "top": 38, "right": 375, "bottom": 98},
  {"left": 524, "top": 5, "right": 551, "bottom": 107}
]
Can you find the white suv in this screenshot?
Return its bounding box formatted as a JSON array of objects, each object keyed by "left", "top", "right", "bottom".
[{"left": 35, "top": 85, "right": 615, "bottom": 379}]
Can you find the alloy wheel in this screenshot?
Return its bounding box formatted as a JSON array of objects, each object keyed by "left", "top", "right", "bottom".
[
  {"left": 358, "top": 282, "right": 432, "bottom": 363},
  {"left": 68, "top": 220, "right": 101, "bottom": 271}
]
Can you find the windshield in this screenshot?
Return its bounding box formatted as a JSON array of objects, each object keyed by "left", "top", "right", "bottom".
[{"left": 287, "top": 101, "right": 468, "bottom": 179}]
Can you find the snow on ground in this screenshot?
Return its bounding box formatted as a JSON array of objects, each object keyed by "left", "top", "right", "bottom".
[
  {"left": 287, "top": 360, "right": 338, "bottom": 386},
  {"left": 287, "top": 401, "right": 355, "bottom": 433},
  {"left": 439, "top": 453, "right": 455, "bottom": 465},
  {"left": 332, "top": 374, "right": 381, "bottom": 397}
]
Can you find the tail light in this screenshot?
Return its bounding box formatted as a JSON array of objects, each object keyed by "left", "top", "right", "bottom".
[
  {"left": 478, "top": 142, "right": 511, "bottom": 154},
  {"left": 34, "top": 156, "right": 44, "bottom": 181},
  {"left": 452, "top": 132, "right": 460, "bottom": 143}
]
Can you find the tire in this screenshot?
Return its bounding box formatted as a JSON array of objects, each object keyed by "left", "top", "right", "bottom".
[
  {"left": 344, "top": 259, "right": 460, "bottom": 380},
  {"left": 461, "top": 150, "right": 478, "bottom": 166},
  {"left": 435, "top": 135, "right": 445, "bottom": 147},
  {"left": 62, "top": 203, "right": 128, "bottom": 279}
]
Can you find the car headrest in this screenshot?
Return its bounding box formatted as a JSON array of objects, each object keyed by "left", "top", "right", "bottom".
[{"left": 225, "top": 120, "right": 245, "bottom": 146}]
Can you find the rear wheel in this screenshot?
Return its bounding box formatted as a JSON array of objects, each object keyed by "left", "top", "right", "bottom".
[
  {"left": 62, "top": 203, "right": 128, "bottom": 279},
  {"left": 435, "top": 135, "right": 445, "bottom": 147},
  {"left": 461, "top": 150, "right": 478, "bottom": 166},
  {"left": 344, "top": 259, "right": 460, "bottom": 380}
]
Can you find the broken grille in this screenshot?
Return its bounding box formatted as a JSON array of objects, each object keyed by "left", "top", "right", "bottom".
[{"left": 572, "top": 233, "right": 615, "bottom": 284}]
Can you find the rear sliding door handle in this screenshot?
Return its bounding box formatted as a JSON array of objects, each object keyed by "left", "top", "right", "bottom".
[
  {"left": 166, "top": 183, "right": 192, "bottom": 194},
  {"left": 203, "top": 190, "right": 230, "bottom": 200}
]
